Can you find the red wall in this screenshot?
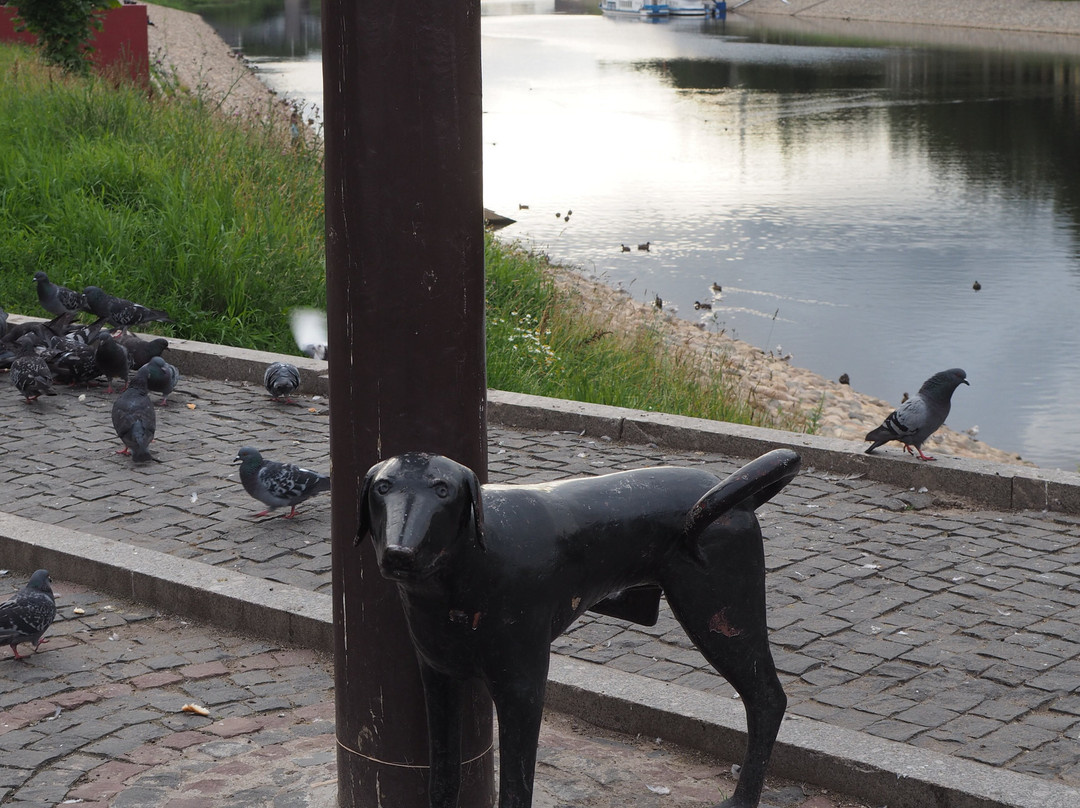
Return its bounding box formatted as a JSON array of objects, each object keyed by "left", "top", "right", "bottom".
[{"left": 0, "top": 4, "right": 148, "bottom": 86}]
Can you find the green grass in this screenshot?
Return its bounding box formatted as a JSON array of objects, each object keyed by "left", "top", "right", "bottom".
[
  {"left": 0, "top": 44, "right": 325, "bottom": 354},
  {"left": 0, "top": 42, "right": 812, "bottom": 432}
]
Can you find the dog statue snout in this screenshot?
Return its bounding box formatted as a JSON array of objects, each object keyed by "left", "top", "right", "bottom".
[{"left": 379, "top": 545, "right": 418, "bottom": 578}]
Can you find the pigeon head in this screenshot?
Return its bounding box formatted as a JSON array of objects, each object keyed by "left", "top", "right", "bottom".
[
  {"left": 920, "top": 368, "right": 969, "bottom": 400},
  {"left": 27, "top": 569, "right": 53, "bottom": 597},
  {"left": 234, "top": 447, "right": 264, "bottom": 471},
  {"left": 33, "top": 272, "right": 48, "bottom": 285}
]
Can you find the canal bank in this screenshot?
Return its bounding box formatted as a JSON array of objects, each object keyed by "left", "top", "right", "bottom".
[
  {"left": 144, "top": 1, "right": 1057, "bottom": 467},
  {"left": 736, "top": 0, "right": 1080, "bottom": 44}
]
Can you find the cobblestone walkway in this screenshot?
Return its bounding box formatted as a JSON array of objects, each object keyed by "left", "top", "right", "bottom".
[{"left": 2, "top": 370, "right": 1079, "bottom": 792}]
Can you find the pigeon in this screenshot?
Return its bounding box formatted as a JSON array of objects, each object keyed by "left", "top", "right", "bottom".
[
  {"left": 46, "top": 338, "right": 102, "bottom": 386},
  {"left": 9, "top": 336, "right": 56, "bottom": 401},
  {"left": 83, "top": 286, "right": 171, "bottom": 331},
  {"left": 93, "top": 332, "right": 129, "bottom": 393},
  {"left": 865, "top": 368, "right": 969, "bottom": 461},
  {"left": 1, "top": 311, "right": 78, "bottom": 347},
  {"left": 111, "top": 365, "right": 156, "bottom": 461},
  {"left": 233, "top": 446, "right": 331, "bottom": 518},
  {"left": 290, "top": 308, "right": 328, "bottom": 360},
  {"left": 114, "top": 331, "right": 169, "bottom": 370},
  {"left": 34, "top": 272, "right": 88, "bottom": 316},
  {"left": 264, "top": 362, "right": 301, "bottom": 402},
  {"left": 143, "top": 356, "right": 180, "bottom": 406},
  {"left": 0, "top": 569, "right": 56, "bottom": 660}
]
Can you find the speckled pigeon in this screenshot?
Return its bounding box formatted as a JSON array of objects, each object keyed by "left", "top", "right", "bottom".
[
  {"left": 9, "top": 336, "right": 56, "bottom": 401},
  {"left": 290, "top": 308, "right": 328, "bottom": 360},
  {"left": 865, "top": 368, "right": 969, "bottom": 461},
  {"left": 143, "top": 356, "right": 180, "bottom": 406},
  {"left": 0, "top": 569, "right": 56, "bottom": 660},
  {"left": 264, "top": 362, "right": 301, "bottom": 402},
  {"left": 34, "top": 272, "right": 88, "bottom": 317},
  {"left": 111, "top": 365, "right": 156, "bottom": 462},
  {"left": 233, "top": 446, "right": 330, "bottom": 518},
  {"left": 83, "top": 286, "right": 171, "bottom": 331},
  {"left": 47, "top": 338, "right": 102, "bottom": 386}
]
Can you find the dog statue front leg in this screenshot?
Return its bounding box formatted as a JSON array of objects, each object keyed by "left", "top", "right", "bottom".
[
  {"left": 419, "top": 663, "right": 465, "bottom": 808},
  {"left": 489, "top": 666, "right": 550, "bottom": 808}
]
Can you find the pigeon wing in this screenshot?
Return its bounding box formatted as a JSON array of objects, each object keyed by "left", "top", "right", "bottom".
[{"left": 866, "top": 394, "right": 929, "bottom": 448}]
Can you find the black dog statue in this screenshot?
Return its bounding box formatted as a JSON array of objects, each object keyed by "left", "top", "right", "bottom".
[{"left": 357, "top": 448, "right": 801, "bottom": 808}]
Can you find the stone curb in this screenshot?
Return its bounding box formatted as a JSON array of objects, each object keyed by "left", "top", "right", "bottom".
[
  {"left": 546, "top": 657, "right": 1080, "bottom": 808},
  {"left": 0, "top": 511, "right": 333, "bottom": 652},
  {"left": 4, "top": 515, "right": 1077, "bottom": 808},
  {"left": 141, "top": 326, "right": 1080, "bottom": 515},
  {"left": 12, "top": 314, "right": 1080, "bottom": 514}
]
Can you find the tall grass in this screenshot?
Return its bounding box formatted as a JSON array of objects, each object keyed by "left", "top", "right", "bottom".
[
  {"left": 0, "top": 45, "right": 325, "bottom": 354},
  {"left": 485, "top": 241, "right": 794, "bottom": 429},
  {"left": 0, "top": 43, "right": 809, "bottom": 431}
]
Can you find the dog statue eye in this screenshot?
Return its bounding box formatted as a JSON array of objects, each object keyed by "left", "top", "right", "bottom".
[
  {"left": 434, "top": 482, "right": 449, "bottom": 498},
  {"left": 374, "top": 480, "right": 392, "bottom": 495}
]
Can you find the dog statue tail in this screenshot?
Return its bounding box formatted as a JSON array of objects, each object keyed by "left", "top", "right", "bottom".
[{"left": 682, "top": 448, "right": 801, "bottom": 564}]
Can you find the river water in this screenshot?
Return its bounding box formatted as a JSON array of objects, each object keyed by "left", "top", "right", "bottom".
[{"left": 202, "top": 1, "right": 1080, "bottom": 470}]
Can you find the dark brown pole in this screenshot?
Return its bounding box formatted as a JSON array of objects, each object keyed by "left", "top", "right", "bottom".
[{"left": 322, "top": 1, "right": 493, "bottom": 806}]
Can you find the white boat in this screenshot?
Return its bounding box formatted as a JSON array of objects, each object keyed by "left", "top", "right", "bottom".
[
  {"left": 599, "top": 0, "right": 670, "bottom": 16},
  {"left": 599, "top": 0, "right": 716, "bottom": 17},
  {"left": 668, "top": 0, "right": 714, "bottom": 15}
]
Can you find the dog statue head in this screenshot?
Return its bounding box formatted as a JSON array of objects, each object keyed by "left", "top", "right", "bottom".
[{"left": 357, "top": 452, "right": 485, "bottom": 582}]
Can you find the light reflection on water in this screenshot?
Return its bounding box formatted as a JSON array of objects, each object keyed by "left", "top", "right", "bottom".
[{"left": 217, "top": 7, "right": 1080, "bottom": 469}]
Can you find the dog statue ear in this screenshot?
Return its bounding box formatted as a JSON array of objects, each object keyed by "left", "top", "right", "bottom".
[
  {"left": 465, "top": 467, "right": 485, "bottom": 551},
  {"left": 355, "top": 459, "right": 385, "bottom": 546}
]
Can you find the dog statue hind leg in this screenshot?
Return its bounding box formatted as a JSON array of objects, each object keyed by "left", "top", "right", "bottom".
[{"left": 660, "top": 449, "right": 800, "bottom": 808}]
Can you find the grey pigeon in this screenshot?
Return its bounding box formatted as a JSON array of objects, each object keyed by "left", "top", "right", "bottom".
[
  {"left": 83, "top": 286, "right": 171, "bottom": 330},
  {"left": 111, "top": 366, "right": 156, "bottom": 462},
  {"left": 114, "top": 331, "right": 169, "bottom": 370},
  {"left": 143, "top": 356, "right": 180, "bottom": 406},
  {"left": 93, "top": 332, "right": 129, "bottom": 393},
  {"left": 34, "top": 271, "right": 88, "bottom": 316},
  {"left": 264, "top": 362, "right": 301, "bottom": 402},
  {"left": 865, "top": 368, "right": 969, "bottom": 461},
  {"left": 46, "top": 338, "right": 102, "bottom": 386},
  {"left": 290, "top": 308, "right": 328, "bottom": 360},
  {"left": 9, "top": 336, "right": 56, "bottom": 401},
  {"left": 233, "top": 446, "right": 330, "bottom": 518},
  {"left": 0, "top": 569, "right": 56, "bottom": 660}
]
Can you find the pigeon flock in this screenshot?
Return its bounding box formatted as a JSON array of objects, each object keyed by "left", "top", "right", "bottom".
[{"left": 5, "top": 273, "right": 332, "bottom": 530}]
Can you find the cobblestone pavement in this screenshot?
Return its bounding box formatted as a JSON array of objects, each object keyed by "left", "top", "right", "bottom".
[
  {"left": 0, "top": 575, "right": 867, "bottom": 808},
  {"left": 2, "top": 369, "right": 1080, "bottom": 795}
]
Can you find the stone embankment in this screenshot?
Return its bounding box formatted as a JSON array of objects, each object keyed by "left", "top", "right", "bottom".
[{"left": 144, "top": 1, "right": 1072, "bottom": 468}]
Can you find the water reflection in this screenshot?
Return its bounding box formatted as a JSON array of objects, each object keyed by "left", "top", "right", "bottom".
[{"left": 199, "top": 3, "right": 1080, "bottom": 469}]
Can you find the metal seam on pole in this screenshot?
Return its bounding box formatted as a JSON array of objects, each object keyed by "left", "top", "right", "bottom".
[{"left": 335, "top": 738, "right": 495, "bottom": 768}]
